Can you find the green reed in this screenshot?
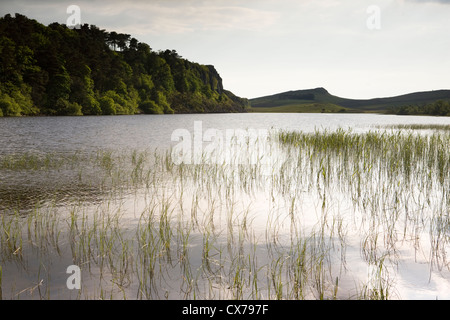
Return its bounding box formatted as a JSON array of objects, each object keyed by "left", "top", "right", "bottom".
[
  {"left": 0, "top": 127, "right": 449, "bottom": 299},
  {"left": 377, "top": 124, "right": 450, "bottom": 131}
]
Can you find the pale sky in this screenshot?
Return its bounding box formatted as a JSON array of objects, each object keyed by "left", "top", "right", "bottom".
[{"left": 1, "top": 0, "right": 449, "bottom": 99}]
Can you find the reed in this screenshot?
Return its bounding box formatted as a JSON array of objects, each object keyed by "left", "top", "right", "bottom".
[
  {"left": 376, "top": 124, "right": 450, "bottom": 131},
  {"left": 0, "top": 126, "right": 449, "bottom": 299}
]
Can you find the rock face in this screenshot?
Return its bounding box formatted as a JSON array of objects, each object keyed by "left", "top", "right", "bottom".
[{"left": 205, "top": 65, "right": 224, "bottom": 95}]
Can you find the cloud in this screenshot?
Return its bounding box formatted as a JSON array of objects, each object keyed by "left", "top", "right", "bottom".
[
  {"left": 0, "top": 0, "right": 280, "bottom": 35},
  {"left": 406, "top": 0, "right": 450, "bottom": 4},
  {"left": 116, "top": 4, "right": 280, "bottom": 35},
  {"left": 0, "top": 0, "right": 449, "bottom": 99}
]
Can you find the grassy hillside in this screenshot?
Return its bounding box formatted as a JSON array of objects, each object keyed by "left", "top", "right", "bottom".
[
  {"left": 250, "top": 87, "right": 450, "bottom": 114},
  {"left": 249, "top": 102, "right": 350, "bottom": 113}
]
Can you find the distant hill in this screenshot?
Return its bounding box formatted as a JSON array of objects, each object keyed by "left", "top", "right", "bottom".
[{"left": 249, "top": 87, "right": 450, "bottom": 114}]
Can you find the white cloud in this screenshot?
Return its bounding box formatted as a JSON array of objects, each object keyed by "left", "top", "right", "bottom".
[
  {"left": 1, "top": 0, "right": 280, "bottom": 34},
  {"left": 49, "top": 1, "right": 280, "bottom": 35},
  {"left": 145, "top": 5, "right": 278, "bottom": 34},
  {"left": 0, "top": 0, "right": 449, "bottom": 98}
]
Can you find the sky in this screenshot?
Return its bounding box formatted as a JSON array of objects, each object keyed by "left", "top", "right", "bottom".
[{"left": 1, "top": 0, "right": 449, "bottom": 99}]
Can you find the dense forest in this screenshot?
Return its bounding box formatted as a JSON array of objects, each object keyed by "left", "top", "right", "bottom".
[
  {"left": 0, "top": 14, "right": 249, "bottom": 116},
  {"left": 390, "top": 100, "right": 450, "bottom": 116}
]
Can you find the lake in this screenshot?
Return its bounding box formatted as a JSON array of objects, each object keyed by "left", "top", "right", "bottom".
[
  {"left": 2, "top": 113, "right": 450, "bottom": 154},
  {"left": 0, "top": 113, "right": 449, "bottom": 299}
]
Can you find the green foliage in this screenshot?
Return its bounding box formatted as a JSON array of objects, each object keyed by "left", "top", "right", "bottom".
[
  {"left": 0, "top": 92, "right": 21, "bottom": 116},
  {"left": 82, "top": 95, "right": 101, "bottom": 115},
  {"left": 134, "top": 73, "right": 154, "bottom": 100},
  {"left": 54, "top": 98, "right": 83, "bottom": 116},
  {"left": 67, "top": 102, "right": 83, "bottom": 116},
  {"left": 250, "top": 103, "right": 349, "bottom": 113},
  {"left": 392, "top": 100, "right": 450, "bottom": 116},
  {"left": 46, "top": 66, "right": 72, "bottom": 113},
  {"left": 102, "top": 89, "right": 138, "bottom": 115},
  {"left": 10, "top": 85, "right": 37, "bottom": 114},
  {"left": 70, "top": 65, "right": 100, "bottom": 115},
  {"left": 155, "top": 91, "right": 174, "bottom": 114},
  {"left": 0, "top": 84, "right": 37, "bottom": 116},
  {"left": 0, "top": 13, "right": 248, "bottom": 116},
  {"left": 140, "top": 100, "right": 163, "bottom": 114},
  {"left": 139, "top": 92, "right": 174, "bottom": 114},
  {"left": 99, "top": 96, "right": 117, "bottom": 115}
]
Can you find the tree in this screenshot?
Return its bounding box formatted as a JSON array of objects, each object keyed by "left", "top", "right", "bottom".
[
  {"left": 0, "top": 13, "right": 249, "bottom": 116},
  {"left": 0, "top": 92, "right": 21, "bottom": 116},
  {"left": 139, "top": 100, "right": 163, "bottom": 114},
  {"left": 116, "top": 33, "right": 130, "bottom": 51},
  {"left": 46, "top": 65, "right": 71, "bottom": 113},
  {"left": 99, "top": 96, "right": 117, "bottom": 115},
  {"left": 129, "top": 37, "right": 138, "bottom": 51},
  {"left": 107, "top": 31, "right": 118, "bottom": 51}
]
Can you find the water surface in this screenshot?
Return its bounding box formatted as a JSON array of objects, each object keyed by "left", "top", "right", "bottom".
[{"left": 0, "top": 113, "right": 449, "bottom": 300}]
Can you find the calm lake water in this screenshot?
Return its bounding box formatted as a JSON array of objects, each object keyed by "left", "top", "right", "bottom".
[
  {"left": 0, "top": 113, "right": 449, "bottom": 300},
  {"left": 1, "top": 113, "right": 449, "bottom": 154}
]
